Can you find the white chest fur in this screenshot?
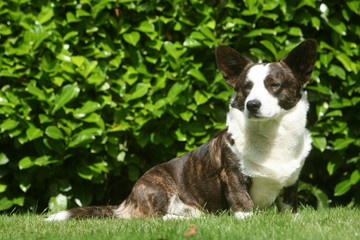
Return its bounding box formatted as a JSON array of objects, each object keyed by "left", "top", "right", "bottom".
[{"left": 226, "top": 93, "right": 312, "bottom": 209}]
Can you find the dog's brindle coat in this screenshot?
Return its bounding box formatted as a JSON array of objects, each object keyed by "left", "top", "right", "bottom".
[{"left": 46, "top": 40, "right": 317, "bottom": 221}]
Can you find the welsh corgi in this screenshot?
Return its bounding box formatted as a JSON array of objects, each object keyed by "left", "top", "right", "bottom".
[{"left": 46, "top": 40, "right": 317, "bottom": 221}]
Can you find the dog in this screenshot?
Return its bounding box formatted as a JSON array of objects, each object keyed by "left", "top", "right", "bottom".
[{"left": 46, "top": 40, "right": 317, "bottom": 221}]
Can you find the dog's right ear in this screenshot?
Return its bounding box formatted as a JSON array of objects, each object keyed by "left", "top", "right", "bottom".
[{"left": 215, "top": 45, "right": 252, "bottom": 89}]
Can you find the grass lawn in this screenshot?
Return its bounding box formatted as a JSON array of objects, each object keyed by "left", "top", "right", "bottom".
[{"left": 0, "top": 207, "right": 359, "bottom": 240}]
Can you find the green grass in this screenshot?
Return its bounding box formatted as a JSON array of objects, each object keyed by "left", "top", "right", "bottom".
[{"left": 0, "top": 207, "right": 359, "bottom": 240}]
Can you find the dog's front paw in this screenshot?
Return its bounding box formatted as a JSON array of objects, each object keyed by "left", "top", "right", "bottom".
[{"left": 234, "top": 211, "right": 253, "bottom": 219}]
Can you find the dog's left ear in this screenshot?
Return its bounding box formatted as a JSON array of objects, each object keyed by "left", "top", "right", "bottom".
[
  {"left": 281, "top": 39, "right": 317, "bottom": 85},
  {"left": 216, "top": 45, "right": 252, "bottom": 89}
]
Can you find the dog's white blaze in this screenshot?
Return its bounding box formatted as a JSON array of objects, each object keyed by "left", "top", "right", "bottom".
[
  {"left": 166, "top": 195, "right": 202, "bottom": 218},
  {"left": 45, "top": 210, "right": 70, "bottom": 221},
  {"left": 245, "top": 64, "right": 281, "bottom": 119},
  {"left": 226, "top": 76, "right": 312, "bottom": 210}
]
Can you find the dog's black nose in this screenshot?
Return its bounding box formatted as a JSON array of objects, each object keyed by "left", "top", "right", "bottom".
[{"left": 246, "top": 100, "right": 261, "bottom": 113}]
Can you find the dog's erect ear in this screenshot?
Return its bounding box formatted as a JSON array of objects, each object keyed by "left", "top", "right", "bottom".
[
  {"left": 216, "top": 45, "right": 252, "bottom": 89},
  {"left": 281, "top": 39, "right": 317, "bottom": 85}
]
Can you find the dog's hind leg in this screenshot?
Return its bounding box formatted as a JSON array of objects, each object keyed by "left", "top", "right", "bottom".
[{"left": 163, "top": 195, "right": 203, "bottom": 220}]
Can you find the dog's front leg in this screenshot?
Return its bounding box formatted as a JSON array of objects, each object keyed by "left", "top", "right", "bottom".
[
  {"left": 221, "top": 169, "right": 254, "bottom": 219},
  {"left": 276, "top": 181, "right": 298, "bottom": 213}
]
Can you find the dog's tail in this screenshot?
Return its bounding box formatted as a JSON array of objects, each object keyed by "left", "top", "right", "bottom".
[
  {"left": 45, "top": 205, "right": 117, "bottom": 221},
  {"left": 45, "top": 200, "right": 142, "bottom": 221}
]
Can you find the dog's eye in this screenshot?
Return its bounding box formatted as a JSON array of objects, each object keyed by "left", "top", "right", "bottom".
[
  {"left": 243, "top": 82, "right": 252, "bottom": 90},
  {"left": 270, "top": 83, "right": 280, "bottom": 88}
]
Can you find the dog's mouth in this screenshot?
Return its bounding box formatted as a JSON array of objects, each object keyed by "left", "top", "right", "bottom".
[
  {"left": 246, "top": 111, "right": 275, "bottom": 121},
  {"left": 247, "top": 113, "right": 266, "bottom": 120}
]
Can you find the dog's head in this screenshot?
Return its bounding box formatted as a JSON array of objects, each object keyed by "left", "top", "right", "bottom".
[{"left": 216, "top": 40, "right": 317, "bottom": 120}]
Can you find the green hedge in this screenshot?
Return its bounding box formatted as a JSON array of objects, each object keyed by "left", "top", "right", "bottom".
[{"left": 0, "top": 0, "right": 359, "bottom": 212}]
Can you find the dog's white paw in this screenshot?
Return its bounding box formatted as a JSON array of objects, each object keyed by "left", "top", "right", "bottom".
[
  {"left": 234, "top": 211, "right": 253, "bottom": 219},
  {"left": 293, "top": 212, "right": 300, "bottom": 220},
  {"left": 163, "top": 214, "right": 187, "bottom": 220}
]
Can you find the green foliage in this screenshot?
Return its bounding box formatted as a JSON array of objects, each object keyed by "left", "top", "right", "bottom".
[{"left": 0, "top": 0, "right": 359, "bottom": 212}]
